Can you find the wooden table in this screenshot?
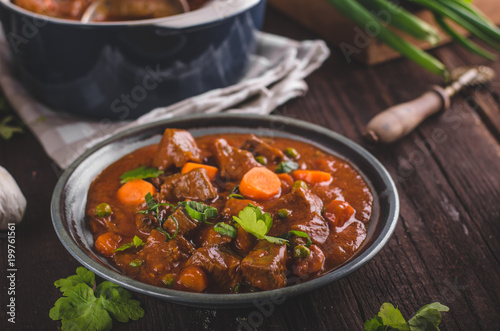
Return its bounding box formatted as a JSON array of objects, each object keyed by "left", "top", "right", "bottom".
[{"left": 1, "top": 6, "right": 499, "bottom": 331}]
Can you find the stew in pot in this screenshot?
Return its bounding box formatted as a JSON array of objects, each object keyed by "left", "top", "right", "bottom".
[{"left": 86, "top": 129, "right": 373, "bottom": 293}]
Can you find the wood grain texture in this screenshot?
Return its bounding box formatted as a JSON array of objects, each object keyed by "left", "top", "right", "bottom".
[{"left": 1, "top": 6, "right": 499, "bottom": 331}]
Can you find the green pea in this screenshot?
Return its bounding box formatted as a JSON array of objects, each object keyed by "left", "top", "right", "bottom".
[
  {"left": 284, "top": 147, "right": 299, "bottom": 159},
  {"left": 95, "top": 203, "right": 112, "bottom": 217},
  {"left": 293, "top": 245, "right": 311, "bottom": 258},
  {"left": 292, "top": 180, "right": 308, "bottom": 190},
  {"left": 255, "top": 156, "right": 268, "bottom": 165}
]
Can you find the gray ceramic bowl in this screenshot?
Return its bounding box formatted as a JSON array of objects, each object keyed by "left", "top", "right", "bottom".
[{"left": 51, "top": 114, "right": 399, "bottom": 308}]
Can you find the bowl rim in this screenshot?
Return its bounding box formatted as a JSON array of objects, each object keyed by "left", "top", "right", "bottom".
[
  {"left": 51, "top": 113, "right": 400, "bottom": 308},
  {"left": 0, "top": 0, "right": 262, "bottom": 28}
]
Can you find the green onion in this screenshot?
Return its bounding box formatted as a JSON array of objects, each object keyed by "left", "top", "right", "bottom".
[
  {"left": 284, "top": 147, "right": 299, "bottom": 159},
  {"left": 358, "top": 0, "right": 440, "bottom": 45},
  {"left": 255, "top": 156, "right": 267, "bottom": 165},
  {"left": 214, "top": 222, "right": 237, "bottom": 238},
  {"left": 228, "top": 193, "right": 245, "bottom": 200},
  {"left": 181, "top": 201, "right": 217, "bottom": 223},
  {"left": 292, "top": 180, "right": 308, "bottom": 190},
  {"left": 275, "top": 161, "right": 299, "bottom": 174},
  {"left": 326, "top": 0, "right": 448, "bottom": 77},
  {"left": 434, "top": 14, "right": 496, "bottom": 60},
  {"left": 95, "top": 203, "right": 112, "bottom": 217}
]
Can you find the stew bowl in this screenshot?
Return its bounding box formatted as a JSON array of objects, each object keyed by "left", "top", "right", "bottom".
[
  {"left": 51, "top": 114, "right": 399, "bottom": 308},
  {"left": 0, "top": 0, "right": 265, "bottom": 119}
]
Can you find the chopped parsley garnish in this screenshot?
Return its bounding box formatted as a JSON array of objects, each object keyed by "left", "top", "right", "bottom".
[
  {"left": 233, "top": 205, "right": 287, "bottom": 245},
  {"left": 119, "top": 166, "right": 163, "bottom": 184},
  {"left": 364, "top": 302, "right": 449, "bottom": 331},
  {"left": 228, "top": 193, "right": 245, "bottom": 200},
  {"left": 214, "top": 222, "right": 237, "bottom": 238},
  {"left": 114, "top": 236, "right": 146, "bottom": 252},
  {"left": 275, "top": 161, "right": 299, "bottom": 174},
  {"left": 50, "top": 267, "right": 144, "bottom": 331}
]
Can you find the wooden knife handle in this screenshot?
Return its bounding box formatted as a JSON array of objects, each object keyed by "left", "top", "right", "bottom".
[{"left": 364, "top": 86, "right": 450, "bottom": 144}]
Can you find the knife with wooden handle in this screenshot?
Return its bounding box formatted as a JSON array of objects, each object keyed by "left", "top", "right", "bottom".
[{"left": 364, "top": 66, "right": 495, "bottom": 144}]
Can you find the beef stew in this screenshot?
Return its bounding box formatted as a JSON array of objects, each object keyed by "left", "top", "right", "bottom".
[{"left": 86, "top": 129, "right": 373, "bottom": 293}]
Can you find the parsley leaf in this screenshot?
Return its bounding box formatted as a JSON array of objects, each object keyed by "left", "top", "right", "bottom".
[
  {"left": 275, "top": 161, "right": 299, "bottom": 174},
  {"left": 408, "top": 303, "right": 449, "bottom": 331},
  {"left": 114, "top": 236, "right": 146, "bottom": 252},
  {"left": 120, "top": 166, "right": 163, "bottom": 184},
  {"left": 277, "top": 230, "right": 312, "bottom": 247},
  {"left": 0, "top": 116, "right": 23, "bottom": 140},
  {"left": 54, "top": 266, "right": 95, "bottom": 293},
  {"left": 50, "top": 267, "right": 144, "bottom": 331},
  {"left": 364, "top": 302, "right": 449, "bottom": 331},
  {"left": 233, "top": 205, "right": 287, "bottom": 245}
]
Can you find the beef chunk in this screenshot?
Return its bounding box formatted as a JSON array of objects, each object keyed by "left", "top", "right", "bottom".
[
  {"left": 153, "top": 129, "right": 202, "bottom": 170},
  {"left": 268, "top": 188, "right": 329, "bottom": 244},
  {"left": 187, "top": 245, "right": 242, "bottom": 291},
  {"left": 240, "top": 135, "right": 284, "bottom": 163},
  {"left": 161, "top": 168, "right": 217, "bottom": 202},
  {"left": 241, "top": 240, "right": 288, "bottom": 290},
  {"left": 221, "top": 199, "right": 262, "bottom": 220},
  {"left": 212, "top": 138, "right": 261, "bottom": 181},
  {"left": 162, "top": 207, "right": 198, "bottom": 237},
  {"left": 136, "top": 229, "right": 195, "bottom": 277},
  {"left": 195, "top": 226, "right": 233, "bottom": 247}
]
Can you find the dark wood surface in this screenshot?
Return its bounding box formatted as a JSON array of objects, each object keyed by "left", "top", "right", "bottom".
[{"left": 1, "top": 6, "right": 500, "bottom": 331}]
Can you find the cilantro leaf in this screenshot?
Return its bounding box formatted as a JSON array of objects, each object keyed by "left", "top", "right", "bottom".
[
  {"left": 50, "top": 267, "right": 145, "bottom": 331},
  {"left": 120, "top": 166, "right": 163, "bottom": 184},
  {"left": 233, "top": 205, "right": 287, "bottom": 245},
  {"left": 364, "top": 302, "right": 449, "bottom": 331},
  {"left": 364, "top": 316, "right": 384, "bottom": 331},
  {"left": 408, "top": 303, "right": 449, "bottom": 331},
  {"left": 54, "top": 266, "right": 95, "bottom": 293},
  {"left": 0, "top": 116, "right": 23, "bottom": 140},
  {"left": 114, "top": 236, "right": 146, "bottom": 252},
  {"left": 50, "top": 283, "right": 113, "bottom": 331},
  {"left": 379, "top": 303, "right": 410, "bottom": 330},
  {"left": 96, "top": 281, "right": 145, "bottom": 323}
]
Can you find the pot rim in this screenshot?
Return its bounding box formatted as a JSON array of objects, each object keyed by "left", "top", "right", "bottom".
[{"left": 0, "top": 0, "right": 262, "bottom": 28}]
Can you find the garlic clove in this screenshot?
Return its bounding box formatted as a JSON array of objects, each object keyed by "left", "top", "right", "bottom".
[{"left": 0, "top": 166, "right": 27, "bottom": 230}]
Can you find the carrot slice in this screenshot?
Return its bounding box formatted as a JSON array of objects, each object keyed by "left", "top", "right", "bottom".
[
  {"left": 239, "top": 167, "right": 281, "bottom": 200},
  {"left": 291, "top": 170, "right": 332, "bottom": 184},
  {"left": 181, "top": 162, "right": 218, "bottom": 181},
  {"left": 95, "top": 232, "right": 122, "bottom": 257},
  {"left": 117, "top": 179, "right": 156, "bottom": 206},
  {"left": 323, "top": 200, "right": 354, "bottom": 228},
  {"left": 178, "top": 266, "right": 208, "bottom": 293}
]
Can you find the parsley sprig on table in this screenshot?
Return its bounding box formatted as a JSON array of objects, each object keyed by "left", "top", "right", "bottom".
[
  {"left": 50, "top": 267, "right": 144, "bottom": 331},
  {"left": 364, "top": 302, "right": 449, "bottom": 331}
]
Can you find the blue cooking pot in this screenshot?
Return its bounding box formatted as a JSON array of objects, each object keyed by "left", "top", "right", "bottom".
[{"left": 0, "top": 0, "right": 266, "bottom": 119}]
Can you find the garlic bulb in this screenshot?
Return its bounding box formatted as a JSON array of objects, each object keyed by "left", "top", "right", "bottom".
[{"left": 0, "top": 166, "right": 27, "bottom": 230}]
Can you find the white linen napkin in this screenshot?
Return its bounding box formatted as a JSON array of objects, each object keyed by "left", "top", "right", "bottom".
[{"left": 0, "top": 32, "right": 329, "bottom": 169}]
